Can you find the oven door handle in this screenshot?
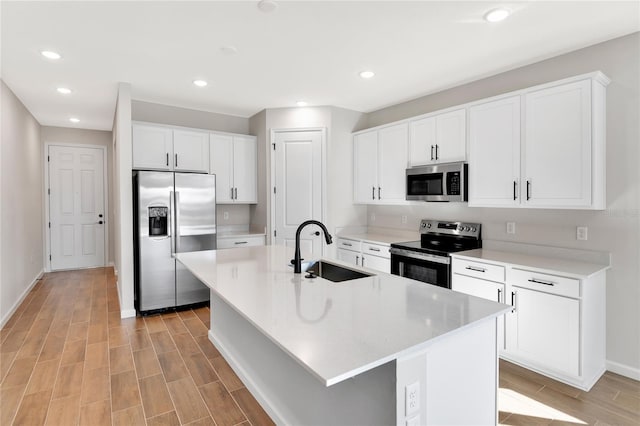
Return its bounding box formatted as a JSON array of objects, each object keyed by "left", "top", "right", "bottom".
[{"left": 389, "top": 248, "right": 451, "bottom": 264}]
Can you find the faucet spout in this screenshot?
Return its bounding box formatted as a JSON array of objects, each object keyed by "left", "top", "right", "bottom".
[{"left": 293, "top": 220, "right": 333, "bottom": 273}]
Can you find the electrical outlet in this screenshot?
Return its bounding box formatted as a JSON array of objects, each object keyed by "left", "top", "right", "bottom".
[
  {"left": 577, "top": 226, "right": 588, "bottom": 241},
  {"left": 406, "top": 416, "right": 421, "bottom": 426},
  {"left": 370, "top": 213, "right": 376, "bottom": 222},
  {"left": 401, "top": 215, "right": 407, "bottom": 224},
  {"left": 223, "top": 211, "right": 229, "bottom": 220},
  {"left": 507, "top": 222, "right": 516, "bottom": 234},
  {"left": 405, "top": 382, "right": 420, "bottom": 416}
]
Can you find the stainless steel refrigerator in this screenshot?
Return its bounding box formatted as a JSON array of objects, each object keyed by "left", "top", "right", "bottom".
[{"left": 133, "top": 171, "right": 216, "bottom": 313}]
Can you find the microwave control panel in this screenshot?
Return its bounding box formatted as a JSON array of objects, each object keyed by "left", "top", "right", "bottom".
[{"left": 446, "top": 171, "right": 461, "bottom": 195}]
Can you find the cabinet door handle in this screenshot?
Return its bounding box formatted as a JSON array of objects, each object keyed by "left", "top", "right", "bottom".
[
  {"left": 356, "top": 255, "right": 359, "bottom": 265},
  {"left": 175, "top": 154, "right": 178, "bottom": 168},
  {"left": 528, "top": 278, "right": 555, "bottom": 286},
  {"left": 362, "top": 257, "right": 365, "bottom": 267},
  {"left": 378, "top": 187, "right": 381, "bottom": 200},
  {"left": 513, "top": 181, "right": 517, "bottom": 201},
  {"left": 465, "top": 266, "right": 486, "bottom": 273},
  {"left": 234, "top": 188, "right": 238, "bottom": 200},
  {"left": 435, "top": 144, "right": 439, "bottom": 160},
  {"left": 230, "top": 188, "right": 234, "bottom": 199},
  {"left": 342, "top": 242, "right": 353, "bottom": 247},
  {"left": 369, "top": 247, "right": 380, "bottom": 252},
  {"left": 166, "top": 153, "right": 169, "bottom": 166},
  {"left": 430, "top": 145, "right": 434, "bottom": 161},
  {"left": 234, "top": 241, "right": 248, "bottom": 245},
  {"left": 526, "top": 180, "right": 531, "bottom": 200},
  {"left": 511, "top": 291, "right": 517, "bottom": 312},
  {"left": 497, "top": 288, "right": 502, "bottom": 303},
  {"left": 372, "top": 186, "right": 375, "bottom": 200}
]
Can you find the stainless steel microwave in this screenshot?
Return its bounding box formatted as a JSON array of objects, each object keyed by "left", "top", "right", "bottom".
[{"left": 406, "top": 162, "right": 468, "bottom": 202}]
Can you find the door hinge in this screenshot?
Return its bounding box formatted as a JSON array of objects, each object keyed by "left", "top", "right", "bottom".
[
  {"left": 273, "top": 186, "right": 276, "bottom": 194},
  {"left": 49, "top": 255, "right": 52, "bottom": 261},
  {"left": 272, "top": 143, "right": 276, "bottom": 150},
  {"left": 274, "top": 230, "right": 277, "bottom": 237},
  {"left": 48, "top": 188, "right": 50, "bottom": 195},
  {"left": 48, "top": 222, "right": 51, "bottom": 228},
  {"left": 47, "top": 155, "right": 50, "bottom": 162}
]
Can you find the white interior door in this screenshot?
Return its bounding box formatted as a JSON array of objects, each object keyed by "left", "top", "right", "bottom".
[
  {"left": 49, "top": 145, "right": 105, "bottom": 270},
  {"left": 273, "top": 130, "right": 323, "bottom": 261}
]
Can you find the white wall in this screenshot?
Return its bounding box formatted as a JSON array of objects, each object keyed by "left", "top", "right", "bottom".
[
  {"left": 113, "top": 83, "right": 135, "bottom": 318},
  {"left": 0, "top": 80, "right": 44, "bottom": 326},
  {"left": 40, "top": 126, "right": 115, "bottom": 264},
  {"left": 249, "top": 109, "right": 267, "bottom": 235},
  {"left": 363, "top": 33, "right": 640, "bottom": 377}
]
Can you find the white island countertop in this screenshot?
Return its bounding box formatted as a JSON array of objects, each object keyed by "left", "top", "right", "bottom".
[{"left": 176, "top": 245, "right": 509, "bottom": 386}]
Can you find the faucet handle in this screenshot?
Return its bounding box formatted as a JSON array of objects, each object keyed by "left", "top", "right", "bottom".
[{"left": 290, "top": 258, "right": 304, "bottom": 265}]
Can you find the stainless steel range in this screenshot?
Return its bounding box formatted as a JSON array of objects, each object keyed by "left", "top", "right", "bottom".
[{"left": 390, "top": 219, "right": 481, "bottom": 289}]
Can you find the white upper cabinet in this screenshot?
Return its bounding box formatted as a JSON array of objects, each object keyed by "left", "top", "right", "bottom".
[
  {"left": 523, "top": 79, "right": 594, "bottom": 208},
  {"left": 469, "top": 96, "right": 521, "bottom": 207},
  {"left": 353, "top": 123, "right": 408, "bottom": 204},
  {"left": 173, "top": 129, "right": 210, "bottom": 173},
  {"left": 408, "top": 108, "right": 466, "bottom": 166},
  {"left": 132, "top": 124, "right": 173, "bottom": 170},
  {"left": 468, "top": 72, "right": 609, "bottom": 209},
  {"left": 133, "top": 123, "right": 208, "bottom": 173},
  {"left": 210, "top": 133, "right": 257, "bottom": 204}
]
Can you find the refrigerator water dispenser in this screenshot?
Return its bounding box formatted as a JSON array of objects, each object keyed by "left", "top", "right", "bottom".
[{"left": 148, "top": 206, "right": 168, "bottom": 236}]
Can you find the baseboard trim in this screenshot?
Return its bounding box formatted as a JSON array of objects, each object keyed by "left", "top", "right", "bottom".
[
  {"left": 607, "top": 360, "right": 640, "bottom": 381},
  {"left": 208, "top": 330, "right": 286, "bottom": 425},
  {"left": 120, "top": 308, "right": 136, "bottom": 319},
  {"left": 0, "top": 269, "right": 44, "bottom": 328}
]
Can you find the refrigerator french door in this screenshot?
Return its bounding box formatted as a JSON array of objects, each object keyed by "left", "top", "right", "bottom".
[{"left": 134, "top": 171, "right": 216, "bottom": 313}]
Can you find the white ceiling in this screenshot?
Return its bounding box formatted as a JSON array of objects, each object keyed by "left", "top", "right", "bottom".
[{"left": 2, "top": 1, "right": 639, "bottom": 131}]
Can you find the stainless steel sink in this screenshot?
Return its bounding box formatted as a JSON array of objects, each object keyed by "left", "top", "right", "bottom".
[{"left": 305, "top": 261, "right": 374, "bottom": 282}]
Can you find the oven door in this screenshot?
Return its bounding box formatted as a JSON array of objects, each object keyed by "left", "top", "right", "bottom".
[{"left": 390, "top": 248, "right": 451, "bottom": 289}]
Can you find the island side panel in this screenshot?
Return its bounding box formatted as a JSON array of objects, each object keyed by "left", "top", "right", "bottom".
[
  {"left": 208, "top": 291, "right": 396, "bottom": 425},
  {"left": 396, "top": 319, "right": 498, "bottom": 425}
]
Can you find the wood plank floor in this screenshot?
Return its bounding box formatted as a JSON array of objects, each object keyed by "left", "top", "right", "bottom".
[
  {"left": 1, "top": 267, "right": 639, "bottom": 425},
  {"left": 0, "top": 268, "right": 274, "bottom": 426}
]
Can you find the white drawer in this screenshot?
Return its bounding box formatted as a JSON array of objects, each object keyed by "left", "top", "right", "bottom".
[
  {"left": 362, "top": 242, "right": 390, "bottom": 259},
  {"left": 217, "top": 235, "right": 265, "bottom": 249},
  {"left": 336, "top": 238, "right": 361, "bottom": 252},
  {"left": 452, "top": 259, "right": 505, "bottom": 283},
  {"left": 510, "top": 268, "right": 580, "bottom": 298}
]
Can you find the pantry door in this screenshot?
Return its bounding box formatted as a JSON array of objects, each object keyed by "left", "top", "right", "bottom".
[
  {"left": 48, "top": 145, "right": 106, "bottom": 270},
  {"left": 272, "top": 129, "right": 325, "bottom": 261}
]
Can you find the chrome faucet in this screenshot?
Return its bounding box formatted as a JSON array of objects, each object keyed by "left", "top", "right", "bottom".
[{"left": 292, "top": 220, "right": 333, "bottom": 273}]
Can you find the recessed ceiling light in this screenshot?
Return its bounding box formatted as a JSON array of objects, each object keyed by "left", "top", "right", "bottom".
[
  {"left": 257, "top": 0, "right": 278, "bottom": 13},
  {"left": 296, "top": 101, "right": 308, "bottom": 107},
  {"left": 57, "top": 87, "right": 72, "bottom": 95},
  {"left": 193, "top": 80, "right": 208, "bottom": 87},
  {"left": 41, "top": 50, "right": 62, "bottom": 60},
  {"left": 359, "top": 71, "right": 375, "bottom": 79},
  {"left": 220, "top": 46, "right": 238, "bottom": 55},
  {"left": 484, "top": 8, "right": 511, "bottom": 23},
  {"left": 69, "top": 117, "right": 80, "bottom": 123}
]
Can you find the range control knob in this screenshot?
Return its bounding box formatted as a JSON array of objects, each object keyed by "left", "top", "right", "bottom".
[
  {"left": 421, "top": 222, "right": 427, "bottom": 228},
  {"left": 427, "top": 223, "right": 432, "bottom": 228},
  {"left": 458, "top": 226, "right": 463, "bottom": 231},
  {"left": 471, "top": 227, "right": 477, "bottom": 232},
  {"left": 464, "top": 226, "right": 470, "bottom": 231}
]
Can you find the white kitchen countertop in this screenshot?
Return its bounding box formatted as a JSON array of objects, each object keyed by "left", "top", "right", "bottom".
[
  {"left": 337, "top": 233, "right": 416, "bottom": 245},
  {"left": 451, "top": 249, "right": 610, "bottom": 279},
  {"left": 176, "top": 245, "right": 509, "bottom": 386}
]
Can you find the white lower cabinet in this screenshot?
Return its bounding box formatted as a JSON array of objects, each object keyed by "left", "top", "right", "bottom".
[
  {"left": 217, "top": 235, "right": 265, "bottom": 249},
  {"left": 336, "top": 237, "right": 390, "bottom": 273},
  {"left": 452, "top": 256, "right": 606, "bottom": 391}
]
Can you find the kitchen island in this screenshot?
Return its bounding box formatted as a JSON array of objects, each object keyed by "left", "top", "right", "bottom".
[{"left": 176, "top": 245, "right": 509, "bottom": 425}]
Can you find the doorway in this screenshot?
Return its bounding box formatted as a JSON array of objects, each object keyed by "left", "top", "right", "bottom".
[
  {"left": 46, "top": 144, "right": 107, "bottom": 270},
  {"left": 271, "top": 129, "right": 326, "bottom": 260}
]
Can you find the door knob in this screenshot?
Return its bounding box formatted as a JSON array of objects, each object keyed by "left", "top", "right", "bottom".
[
  {"left": 97, "top": 221, "right": 103, "bottom": 225},
  {"left": 98, "top": 214, "right": 103, "bottom": 218}
]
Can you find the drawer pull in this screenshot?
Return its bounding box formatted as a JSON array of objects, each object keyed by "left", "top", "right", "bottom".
[
  {"left": 342, "top": 242, "right": 353, "bottom": 247},
  {"left": 369, "top": 247, "right": 381, "bottom": 252},
  {"left": 465, "top": 266, "right": 486, "bottom": 273},
  {"left": 528, "top": 278, "right": 555, "bottom": 286},
  {"left": 234, "top": 241, "right": 248, "bottom": 245}
]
